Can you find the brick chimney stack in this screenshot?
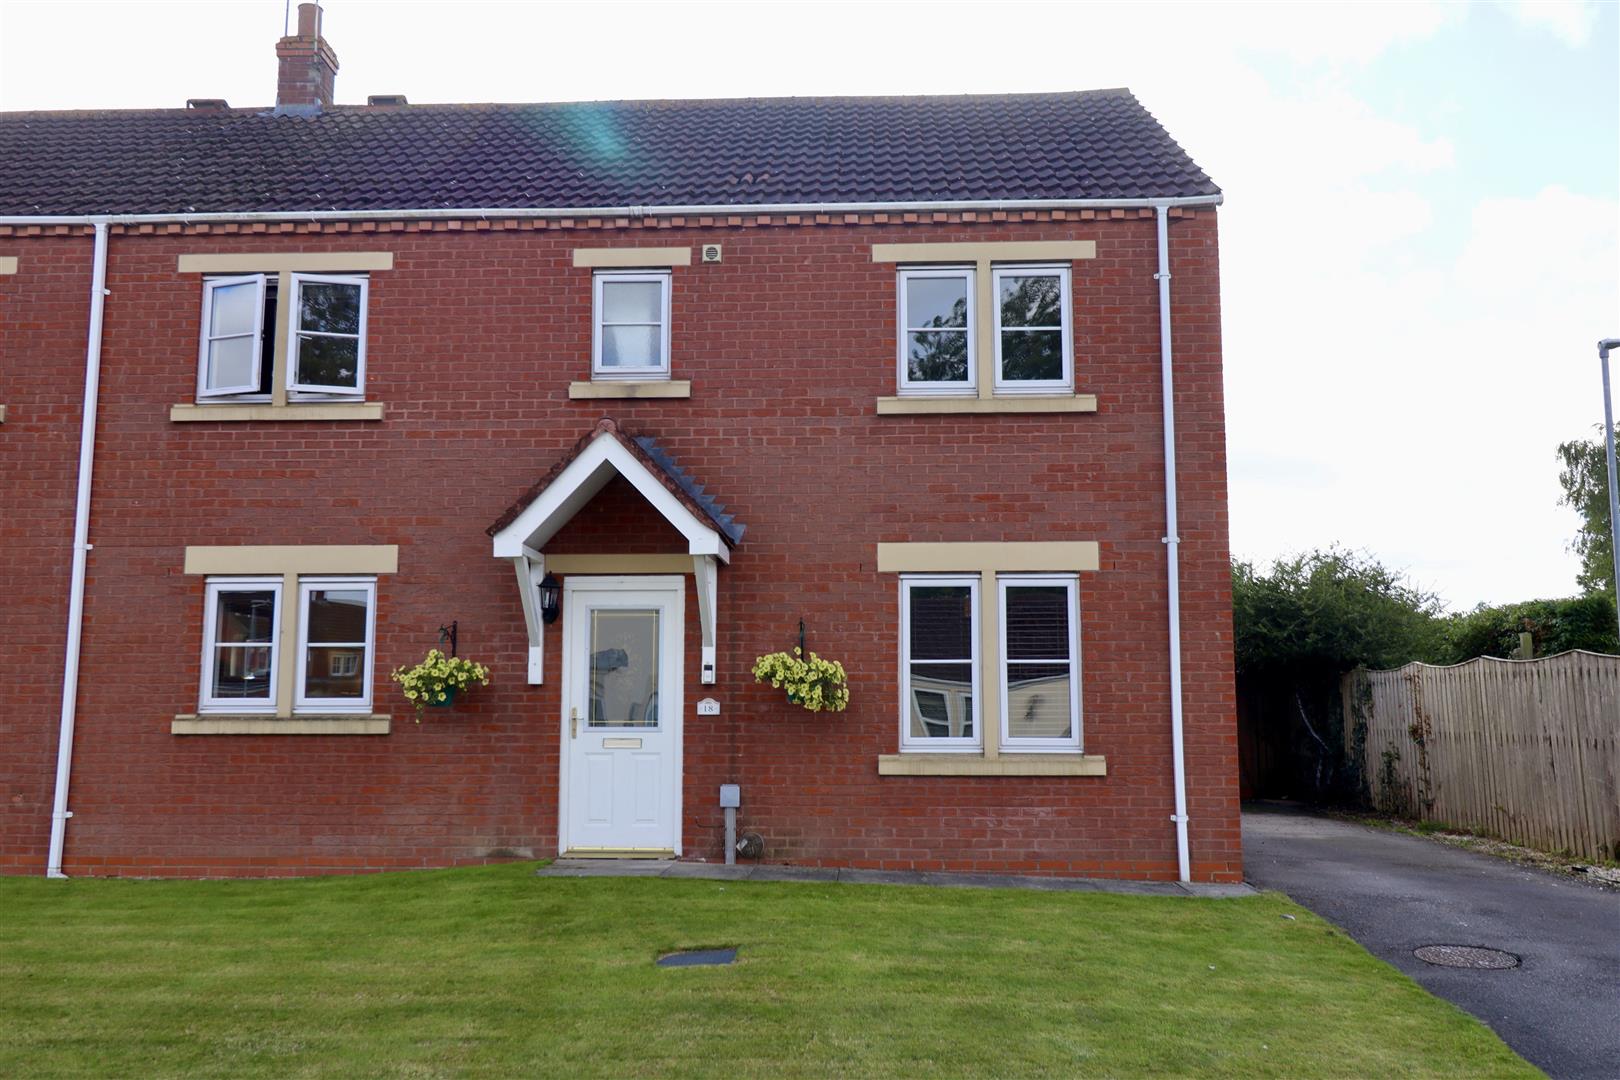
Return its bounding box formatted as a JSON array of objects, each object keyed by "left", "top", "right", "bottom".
[{"left": 276, "top": 3, "right": 339, "bottom": 110}]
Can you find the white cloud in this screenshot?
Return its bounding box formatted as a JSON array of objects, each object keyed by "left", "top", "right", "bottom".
[{"left": 1500, "top": 0, "right": 1599, "bottom": 47}]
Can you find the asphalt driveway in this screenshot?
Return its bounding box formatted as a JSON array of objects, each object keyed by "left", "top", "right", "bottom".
[{"left": 1243, "top": 804, "right": 1619, "bottom": 1079}]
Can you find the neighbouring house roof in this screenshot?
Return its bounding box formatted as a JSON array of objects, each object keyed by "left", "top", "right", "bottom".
[
  {"left": 0, "top": 90, "right": 1219, "bottom": 217},
  {"left": 487, "top": 418, "right": 744, "bottom": 548}
]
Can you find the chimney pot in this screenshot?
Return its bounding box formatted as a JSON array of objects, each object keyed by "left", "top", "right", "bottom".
[{"left": 276, "top": 2, "right": 338, "bottom": 111}]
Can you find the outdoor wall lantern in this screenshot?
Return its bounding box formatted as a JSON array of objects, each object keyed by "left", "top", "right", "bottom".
[{"left": 538, "top": 573, "right": 562, "bottom": 625}]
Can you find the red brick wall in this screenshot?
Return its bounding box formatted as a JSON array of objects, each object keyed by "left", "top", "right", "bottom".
[{"left": 0, "top": 211, "right": 1239, "bottom": 880}]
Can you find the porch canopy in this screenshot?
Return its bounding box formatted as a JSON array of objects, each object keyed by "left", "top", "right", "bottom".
[{"left": 488, "top": 418, "right": 743, "bottom": 685}]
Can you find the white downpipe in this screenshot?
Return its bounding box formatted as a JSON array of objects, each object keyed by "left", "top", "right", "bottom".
[
  {"left": 0, "top": 193, "right": 1222, "bottom": 229},
  {"left": 1155, "top": 204, "right": 1191, "bottom": 883},
  {"left": 46, "top": 220, "right": 109, "bottom": 879}
]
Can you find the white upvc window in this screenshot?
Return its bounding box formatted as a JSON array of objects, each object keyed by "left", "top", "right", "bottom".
[
  {"left": 593, "top": 270, "right": 672, "bottom": 379},
  {"left": 998, "top": 574, "right": 1082, "bottom": 751},
  {"left": 197, "top": 274, "right": 269, "bottom": 399},
  {"left": 287, "top": 272, "right": 368, "bottom": 398},
  {"left": 897, "top": 266, "right": 976, "bottom": 395},
  {"left": 295, "top": 577, "right": 377, "bottom": 713},
  {"left": 199, "top": 577, "right": 282, "bottom": 714},
  {"left": 992, "top": 264, "right": 1073, "bottom": 393},
  {"left": 899, "top": 575, "right": 981, "bottom": 751}
]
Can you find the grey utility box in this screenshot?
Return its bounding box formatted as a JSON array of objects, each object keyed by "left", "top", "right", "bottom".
[{"left": 719, "top": 784, "right": 741, "bottom": 808}]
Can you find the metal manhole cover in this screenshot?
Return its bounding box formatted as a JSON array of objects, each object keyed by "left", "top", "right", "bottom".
[
  {"left": 656, "top": 948, "right": 737, "bottom": 968},
  {"left": 1413, "top": 945, "right": 1520, "bottom": 970}
]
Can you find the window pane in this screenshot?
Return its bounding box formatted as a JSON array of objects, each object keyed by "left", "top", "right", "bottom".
[
  {"left": 601, "top": 280, "right": 663, "bottom": 323},
  {"left": 298, "top": 281, "right": 362, "bottom": 335},
  {"left": 215, "top": 590, "right": 276, "bottom": 643},
  {"left": 212, "top": 645, "right": 274, "bottom": 700},
  {"left": 1006, "top": 662, "right": 1073, "bottom": 739},
  {"left": 905, "top": 275, "right": 969, "bottom": 329},
  {"left": 304, "top": 646, "right": 365, "bottom": 699},
  {"left": 601, "top": 325, "right": 662, "bottom": 368},
  {"left": 1000, "top": 329, "right": 1064, "bottom": 382},
  {"left": 296, "top": 334, "right": 360, "bottom": 388},
  {"left": 206, "top": 336, "right": 257, "bottom": 390},
  {"left": 909, "top": 586, "right": 973, "bottom": 659},
  {"left": 589, "top": 609, "right": 660, "bottom": 728},
  {"left": 209, "top": 280, "right": 259, "bottom": 336},
  {"left": 998, "top": 273, "right": 1062, "bottom": 328},
  {"left": 305, "top": 588, "right": 370, "bottom": 643},
  {"left": 1005, "top": 586, "right": 1070, "bottom": 659},
  {"left": 906, "top": 330, "right": 969, "bottom": 383},
  {"left": 908, "top": 663, "right": 973, "bottom": 738}
]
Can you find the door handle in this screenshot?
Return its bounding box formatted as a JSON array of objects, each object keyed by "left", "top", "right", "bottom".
[{"left": 570, "top": 707, "right": 578, "bottom": 740}]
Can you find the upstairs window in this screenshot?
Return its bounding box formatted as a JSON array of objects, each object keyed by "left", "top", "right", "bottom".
[
  {"left": 198, "top": 275, "right": 274, "bottom": 399},
  {"left": 897, "top": 267, "right": 975, "bottom": 394},
  {"left": 288, "top": 273, "right": 368, "bottom": 397},
  {"left": 194, "top": 272, "right": 368, "bottom": 403},
  {"left": 993, "top": 265, "right": 1072, "bottom": 392},
  {"left": 593, "top": 270, "right": 671, "bottom": 380}
]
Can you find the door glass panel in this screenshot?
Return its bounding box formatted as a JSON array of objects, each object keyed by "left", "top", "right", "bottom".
[{"left": 588, "top": 608, "right": 660, "bottom": 728}]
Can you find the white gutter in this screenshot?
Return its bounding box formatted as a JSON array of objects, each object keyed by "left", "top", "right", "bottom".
[
  {"left": 0, "top": 193, "right": 1221, "bottom": 228},
  {"left": 46, "top": 220, "right": 109, "bottom": 879},
  {"left": 1154, "top": 203, "right": 1191, "bottom": 883}
]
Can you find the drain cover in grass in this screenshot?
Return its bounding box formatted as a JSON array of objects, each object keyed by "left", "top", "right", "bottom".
[
  {"left": 657, "top": 948, "right": 738, "bottom": 968},
  {"left": 1413, "top": 945, "right": 1520, "bottom": 970}
]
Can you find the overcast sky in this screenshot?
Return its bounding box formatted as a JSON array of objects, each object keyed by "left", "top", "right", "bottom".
[{"left": 2, "top": 0, "right": 1616, "bottom": 610}]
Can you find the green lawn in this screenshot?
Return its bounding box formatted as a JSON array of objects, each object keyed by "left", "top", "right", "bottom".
[{"left": 0, "top": 864, "right": 1534, "bottom": 1078}]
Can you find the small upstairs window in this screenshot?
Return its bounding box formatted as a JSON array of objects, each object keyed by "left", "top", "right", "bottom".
[
  {"left": 198, "top": 275, "right": 274, "bottom": 399},
  {"left": 993, "top": 265, "right": 1072, "bottom": 393},
  {"left": 593, "top": 270, "right": 671, "bottom": 380},
  {"left": 897, "top": 267, "right": 975, "bottom": 395},
  {"left": 288, "top": 273, "right": 367, "bottom": 397}
]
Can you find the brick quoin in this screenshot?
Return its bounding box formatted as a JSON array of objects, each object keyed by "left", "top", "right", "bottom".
[{"left": 0, "top": 211, "right": 1240, "bottom": 881}]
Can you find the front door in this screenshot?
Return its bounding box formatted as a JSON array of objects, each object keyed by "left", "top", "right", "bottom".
[{"left": 561, "top": 576, "right": 684, "bottom": 855}]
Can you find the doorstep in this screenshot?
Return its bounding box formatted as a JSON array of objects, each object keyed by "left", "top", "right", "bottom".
[{"left": 537, "top": 859, "right": 1257, "bottom": 898}]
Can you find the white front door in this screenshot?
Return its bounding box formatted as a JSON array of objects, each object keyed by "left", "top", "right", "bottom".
[{"left": 561, "top": 576, "right": 684, "bottom": 855}]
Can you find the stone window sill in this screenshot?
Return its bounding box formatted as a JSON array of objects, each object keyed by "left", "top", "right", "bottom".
[
  {"left": 569, "top": 380, "right": 692, "bottom": 400},
  {"left": 877, "top": 753, "right": 1106, "bottom": 777},
  {"left": 875, "top": 394, "right": 1097, "bottom": 415},
  {"left": 172, "top": 714, "right": 391, "bottom": 735},
  {"left": 170, "top": 402, "right": 386, "bottom": 422}
]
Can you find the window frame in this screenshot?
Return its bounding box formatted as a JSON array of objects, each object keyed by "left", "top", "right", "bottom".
[
  {"left": 991, "top": 263, "right": 1074, "bottom": 395},
  {"left": 997, "top": 573, "right": 1082, "bottom": 753},
  {"left": 294, "top": 576, "right": 378, "bottom": 714},
  {"left": 899, "top": 574, "right": 982, "bottom": 752},
  {"left": 196, "top": 274, "right": 269, "bottom": 400},
  {"left": 198, "top": 576, "right": 283, "bottom": 715},
  {"left": 286, "top": 272, "right": 369, "bottom": 399},
  {"left": 592, "top": 269, "right": 673, "bottom": 381},
  {"left": 896, "top": 265, "right": 977, "bottom": 397}
]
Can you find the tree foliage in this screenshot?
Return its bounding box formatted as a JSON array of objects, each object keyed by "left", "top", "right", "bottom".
[
  {"left": 1440, "top": 594, "right": 1618, "bottom": 662},
  {"left": 1233, "top": 548, "right": 1446, "bottom": 678},
  {"left": 1556, "top": 425, "right": 1617, "bottom": 596}
]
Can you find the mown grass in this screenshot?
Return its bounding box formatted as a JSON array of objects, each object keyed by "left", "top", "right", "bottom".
[{"left": 0, "top": 864, "right": 1536, "bottom": 1078}]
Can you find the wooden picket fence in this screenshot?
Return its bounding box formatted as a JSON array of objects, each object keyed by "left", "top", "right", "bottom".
[{"left": 1342, "top": 650, "right": 1620, "bottom": 862}]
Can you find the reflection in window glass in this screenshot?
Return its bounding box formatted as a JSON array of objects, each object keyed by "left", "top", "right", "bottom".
[
  {"left": 905, "top": 583, "right": 976, "bottom": 741},
  {"left": 210, "top": 589, "right": 276, "bottom": 700},
  {"left": 998, "top": 272, "right": 1065, "bottom": 382},
  {"left": 1004, "top": 583, "right": 1075, "bottom": 741},
  {"left": 901, "top": 270, "right": 972, "bottom": 386},
  {"left": 292, "top": 276, "right": 365, "bottom": 392},
  {"left": 589, "top": 609, "right": 660, "bottom": 728},
  {"left": 303, "top": 587, "right": 370, "bottom": 701}
]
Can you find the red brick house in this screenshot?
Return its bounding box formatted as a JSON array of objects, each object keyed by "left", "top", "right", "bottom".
[{"left": 0, "top": 5, "right": 1238, "bottom": 882}]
